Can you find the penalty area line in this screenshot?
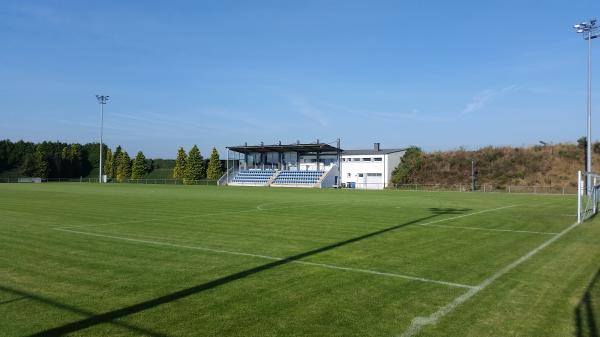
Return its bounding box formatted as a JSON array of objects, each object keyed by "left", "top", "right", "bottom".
[
  {"left": 52, "top": 227, "right": 476, "bottom": 290},
  {"left": 399, "top": 220, "right": 581, "bottom": 337},
  {"left": 416, "top": 223, "right": 558, "bottom": 235}
]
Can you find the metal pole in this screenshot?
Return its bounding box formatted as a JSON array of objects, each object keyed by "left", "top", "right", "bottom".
[
  {"left": 587, "top": 29, "right": 593, "bottom": 194},
  {"left": 99, "top": 102, "right": 103, "bottom": 184},
  {"left": 96, "top": 95, "right": 108, "bottom": 183}
]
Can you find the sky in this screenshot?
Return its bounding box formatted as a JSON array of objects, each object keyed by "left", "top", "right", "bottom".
[{"left": 1, "top": 0, "right": 600, "bottom": 158}]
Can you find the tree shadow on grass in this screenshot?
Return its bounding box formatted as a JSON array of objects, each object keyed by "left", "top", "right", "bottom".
[
  {"left": 576, "top": 268, "right": 600, "bottom": 337},
  {"left": 428, "top": 208, "right": 472, "bottom": 215},
  {"left": 29, "top": 207, "right": 471, "bottom": 337},
  {"left": 0, "top": 285, "right": 169, "bottom": 337}
]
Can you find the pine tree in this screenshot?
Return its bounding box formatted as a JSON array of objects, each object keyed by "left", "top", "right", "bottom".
[
  {"left": 173, "top": 147, "right": 187, "bottom": 179},
  {"left": 112, "top": 146, "right": 123, "bottom": 178},
  {"left": 206, "top": 147, "right": 223, "bottom": 180},
  {"left": 185, "top": 145, "right": 205, "bottom": 183},
  {"left": 104, "top": 148, "right": 113, "bottom": 178},
  {"left": 116, "top": 151, "right": 131, "bottom": 182},
  {"left": 131, "top": 151, "right": 148, "bottom": 179}
]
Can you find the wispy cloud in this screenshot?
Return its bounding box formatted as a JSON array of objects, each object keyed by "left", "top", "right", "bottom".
[
  {"left": 460, "top": 85, "right": 518, "bottom": 116},
  {"left": 287, "top": 95, "right": 329, "bottom": 127},
  {"left": 15, "top": 4, "right": 62, "bottom": 25}
]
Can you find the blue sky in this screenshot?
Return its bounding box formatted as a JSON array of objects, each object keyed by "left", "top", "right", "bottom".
[{"left": 1, "top": 0, "right": 599, "bottom": 158}]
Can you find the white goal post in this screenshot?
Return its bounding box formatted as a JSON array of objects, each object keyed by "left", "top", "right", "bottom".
[{"left": 577, "top": 170, "right": 600, "bottom": 223}]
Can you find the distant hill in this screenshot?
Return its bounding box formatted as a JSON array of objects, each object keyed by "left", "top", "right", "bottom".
[{"left": 393, "top": 143, "right": 594, "bottom": 189}]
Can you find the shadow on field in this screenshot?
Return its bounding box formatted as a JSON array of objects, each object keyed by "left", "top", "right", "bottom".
[
  {"left": 29, "top": 207, "right": 470, "bottom": 336},
  {"left": 575, "top": 268, "right": 600, "bottom": 337},
  {"left": 0, "top": 285, "right": 168, "bottom": 337},
  {"left": 429, "top": 208, "right": 471, "bottom": 215}
]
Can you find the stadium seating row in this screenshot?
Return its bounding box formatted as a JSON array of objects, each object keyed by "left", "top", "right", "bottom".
[{"left": 229, "top": 169, "right": 326, "bottom": 186}]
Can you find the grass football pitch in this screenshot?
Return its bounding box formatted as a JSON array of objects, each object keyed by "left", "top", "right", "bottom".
[{"left": 1, "top": 183, "right": 600, "bottom": 336}]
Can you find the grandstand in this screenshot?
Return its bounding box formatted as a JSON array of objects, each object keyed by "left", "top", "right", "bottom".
[
  {"left": 221, "top": 141, "right": 405, "bottom": 189},
  {"left": 222, "top": 141, "right": 341, "bottom": 188}
]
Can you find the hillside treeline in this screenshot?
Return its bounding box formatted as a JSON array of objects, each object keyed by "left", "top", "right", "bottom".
[
  {"left": 0, "top": 140, "right": 106, "bottom": 178},
  {"left": 0, "top": 139, "right": 224, "bottom": 181},
  {"left": 391, "top": 142, "right": 596, "bottom": 188}
]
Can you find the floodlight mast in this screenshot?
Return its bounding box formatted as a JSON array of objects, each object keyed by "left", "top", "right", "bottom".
[
  {"left": 96, "top": 95, "right": 109, "bottom": 183},
  {"left": 573, "top": 19, "right": 599, "bottom": 194}
]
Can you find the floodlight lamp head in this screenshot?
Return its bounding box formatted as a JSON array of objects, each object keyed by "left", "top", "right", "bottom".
[
  {"left": 578, "top": 29, "right": 584, "bottom": 33},
  {"left": 575, "top": 24, "right": 581, "bottom": 29}
]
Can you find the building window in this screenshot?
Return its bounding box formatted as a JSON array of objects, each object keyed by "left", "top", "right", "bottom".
[
  {"left": 352, "top": 158, "right": 360, "bottom": 162},
  {"left": 374, "top": 158, "right": 382, "bottom": 162},
  {"left": 358, "top": 173, "right": 364, "bottom": 177},
  {"left": 362, "top": 158, "right": 371, "bottom": 161},
  {"left": 347, "top": 173, "right": 351, "bottom": 177},
  {"left": 367, "top": 173, "right": 382, "bottom": 177}
]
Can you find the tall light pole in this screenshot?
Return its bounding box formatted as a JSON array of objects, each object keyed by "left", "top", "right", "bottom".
[
  {"left": 96, "top": 95, "right": 109, "bottom": 183},
  {"left": 573, "top": 19, "right": 598, "bottom": 193}
]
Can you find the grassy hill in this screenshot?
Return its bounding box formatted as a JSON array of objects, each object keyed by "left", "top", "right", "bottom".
[{"left": 406, "top": 143, "right": 594, "bottom": 188}]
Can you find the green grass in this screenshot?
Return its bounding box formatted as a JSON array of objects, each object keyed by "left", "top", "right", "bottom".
[{"left": 1, "top": 183, "right": 599, "bottom": 336}]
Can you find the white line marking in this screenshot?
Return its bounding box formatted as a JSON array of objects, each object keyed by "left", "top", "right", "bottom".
[
  {"left": 293, "top": 261, "right": 476, "bottom": 289},
  {"left": 399, "top": 220, "right": 581, "bottom": 337},
  {"left": 54, "top": 208, "right": 261, "bottom": 229},
  {"left": 57, "top": 201, "right": 348, "bottom": 230},
  {"left": 422, "top": 205, "right": 519, "bottom": 225},
  {"left": 53, "top": 227, "right": 476, "bottom": 289},
  {"left": 417, "top": 223, "right": 558, "bottom": 235}
]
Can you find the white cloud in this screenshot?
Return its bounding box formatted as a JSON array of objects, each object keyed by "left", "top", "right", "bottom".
[
  {"left": 287, "top": 95, "right": 329, "bottom": 127},
  {"left": 460, "top": 85, "right": 518, "bottom": 116}
]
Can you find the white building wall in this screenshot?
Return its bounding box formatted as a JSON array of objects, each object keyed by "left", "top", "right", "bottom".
[{"left": 340, "top": 151, "right": 404, "bottom": 189}]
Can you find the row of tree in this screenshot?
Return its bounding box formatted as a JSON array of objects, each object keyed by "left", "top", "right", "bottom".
[
  {"left": 0, "top": 140, "right": 105, "bottom": 178},
  {"left": 103, "top": 146, "right": 150, "bottom": 182},
  {"left": 0, "top": 139, "right": 224, "bottom": 182},
  {"left": 173, "top": 145, "right": 223, "bottom": 182}
]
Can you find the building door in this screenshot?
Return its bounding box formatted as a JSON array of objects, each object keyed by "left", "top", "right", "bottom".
[
  {"left": 357, "top": 173, "right": 366, "bottom": 188},
  {"left": 366, "top": 173, "right": 383, "bottom": 189}
]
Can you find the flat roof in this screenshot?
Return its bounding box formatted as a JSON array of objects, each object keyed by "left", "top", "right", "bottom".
[
  {"left": 227, "top": 143, "right": 341, "bottom": 154},
  {"left": 342, "top": 148, "right": 405, "bottom": 155}
]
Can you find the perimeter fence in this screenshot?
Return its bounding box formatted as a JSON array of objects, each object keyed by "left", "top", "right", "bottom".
[
  {"left": 391, "top": 183, "right": 577, "bottom": 195},
  {"left": 0, "top": 177, "right": 218, "bottom": 185}
]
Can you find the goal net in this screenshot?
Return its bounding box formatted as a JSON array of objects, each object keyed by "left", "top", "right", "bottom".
[{"left": 577, "top": 171, "right": 600, "bottom": 223}]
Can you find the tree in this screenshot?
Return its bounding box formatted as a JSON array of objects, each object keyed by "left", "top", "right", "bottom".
[
  {"left": 185, "top": 145, "right": 205, "bottom": 183},
  {"left": 25, "top": 147, "right": 49, "bottom": 178},
  {"left": 116, "top": 151, "right": 131, "bottom": 182},
  {"left": 578, "top": 137, "right": 587, "bottom": 150},
  {"left": 131, "top": 151, "right": 148, "bottom": 179},
  {"left": 206, "top": 147, "right": 223, "bottom": 180},
  {"left": 104, "top": 148, "right": 113, "bottom": 178},
  {"left": 173, "top": 147, "right": 187, "bottom": 179},
  {"left": 391, "top": 146, "right": 423, "bottom": 185},
  {"left": 112, "top": 146, "right": 123, "bottom": 178}
]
